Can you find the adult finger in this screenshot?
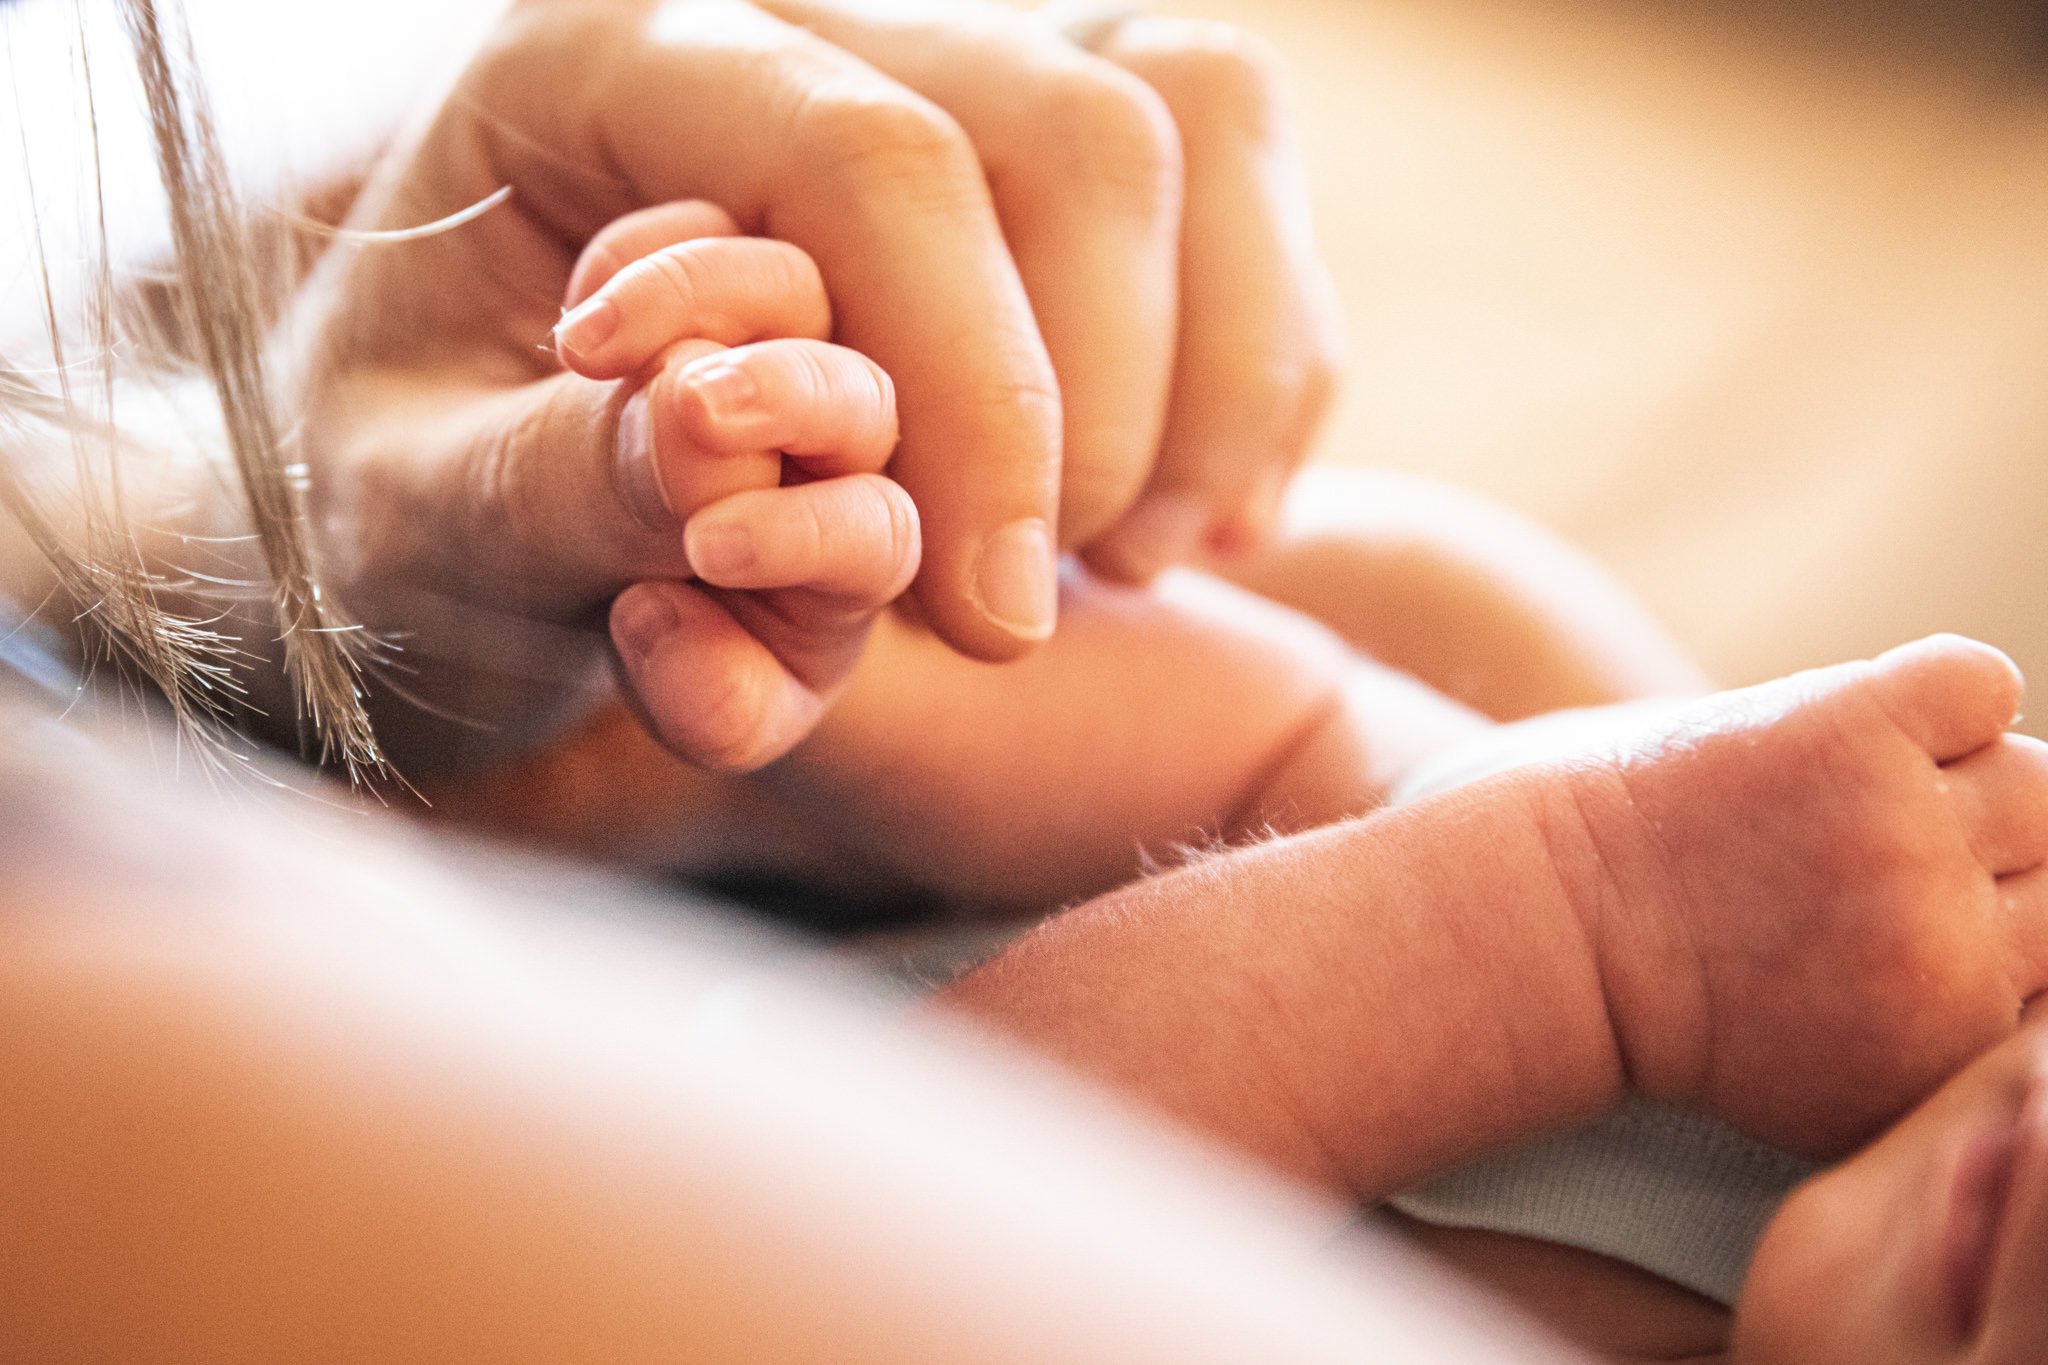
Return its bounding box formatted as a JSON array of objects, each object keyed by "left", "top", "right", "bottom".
[
  {"left": 1083, "top": 17, "right": 1346, "bottom": 582},
  {"left": 329, "top": 366, "right": 699, "bottom": 623},
  {"left": 684, "top": 474, "right": 921, "bottom": 604},
  {"left": 754, "top": 0, "right": 1183, "bottom": 549},
  {"left": 358, "top": 0, "right": 1063, "bottom": 657},
  {"left": 564, "top": 199, "right": 742, "bottom": 308},
  {"left": 554, "top": 237, "right": 832, "bottom": 379}
]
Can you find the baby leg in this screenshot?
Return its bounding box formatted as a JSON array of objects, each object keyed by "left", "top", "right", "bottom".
[
  {"left": 1209, "top": 466, "right": 1709, "bottom": 719},
  {"left": 949, "top": 634, "right": 2048, "bottom": 1190}
]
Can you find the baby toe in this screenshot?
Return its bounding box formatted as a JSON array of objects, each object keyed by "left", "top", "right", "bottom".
[
  {"left": 1868, "top": 634, "right": 2024, "bottom": 763},
  {"left": 1949, "top": 734, "right": 2048, "bottom": 878}
]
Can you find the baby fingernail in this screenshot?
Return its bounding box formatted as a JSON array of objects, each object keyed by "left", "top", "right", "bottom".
[
  {"left": 973, "top": 517, "right": 1057, "bottom": 642},
  {"left": 614, "top": 389, "right": 673, "bottom": 531},
  {"left": 686, "top": 517, "right": 755, "bottom": 580},
  {"left": 556, "top": 295, "right": 619, "bottom": 361},
  {"left": 612, "top": 585, "right": 679, "bottom": 668},
  {"left": 683, "top": 359, "right": 762, "bottom": 426}
]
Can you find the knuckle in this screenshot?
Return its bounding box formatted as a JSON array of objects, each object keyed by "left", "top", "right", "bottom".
[
  {"left": 781, "top": 337, "right": 838, "bottom": 402},
  {"left": 675, "top": 669, "right": 774, "bottom": 773},
  {"left": 641, "top": 246, "right": 711, "bottom": 315},
  {"left": 1135, "top": 22, "right": 1285, "bottom": 139},
  {"left": 810, "top": 478, "right": 918, "bottom": 601},
  {"left": 465, "top": 4, "right": 620, "bottom": 113},
  {"left": 540, "top": 379, "right": 693, "bottom": 580},
  {"left": 792, "top": 492, "right": 834, "bottom": 569},
  {"left": 761, "top": 240, "right": 828, "bottom": 313},
  {"left": 1202, "top": 346, "right": 1339, "bottom": 470},
  {"left": 466, "top": 387, "right": 586, "bottom": 579},
  {"left": 804, "top": 346, "right": 898, "bottom": 446},
  {"left": 791, "top": 81, "right": 979, "bottom": 202},
  {"left": 1027, "top": 62, "right": 1182, "bottom": 213},
  {"left": 996, "top": 366, "right": 1066, "bottom": 450}
]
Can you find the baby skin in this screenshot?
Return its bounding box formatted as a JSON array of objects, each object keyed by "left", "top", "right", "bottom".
[
  {"left": 1403, "top": 997, "right": 2048, "bottom": 1363},
  {"left": 507, "top": 209, "right": 2048, "bottom": 1360}
]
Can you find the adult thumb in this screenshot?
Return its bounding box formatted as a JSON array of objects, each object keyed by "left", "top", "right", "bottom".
[{"left": 333, "top": 363, "right": 706, "bottom": 629}]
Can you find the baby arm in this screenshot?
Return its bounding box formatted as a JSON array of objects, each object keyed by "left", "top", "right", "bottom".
[{"left": 1214, "top": 465, "right": 1711, "bottom": 720}]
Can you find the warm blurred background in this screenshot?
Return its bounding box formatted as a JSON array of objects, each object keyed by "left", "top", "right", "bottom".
[{"left": 1171, "top": 0, "right": 2048, "bottom": 732}]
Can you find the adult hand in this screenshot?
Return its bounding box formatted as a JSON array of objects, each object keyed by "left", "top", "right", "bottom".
[
  {"left": 746, "top": 0, "right": 1345, "bottom": 581},
  {"left": 301, "top": 0, "right": 1339, "bottom": 772}
]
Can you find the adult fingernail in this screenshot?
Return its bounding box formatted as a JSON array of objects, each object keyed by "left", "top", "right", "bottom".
[
  {"left": 1100, "top": 491, "right": 1207, "bottom": 581},
  {"left": 972, "top": 517, "right": 1057, "bottom": 641},
  {"left": 682, "top": 358, "right": 762, "bottom": 427},
  {"left": 612, "top": 585, "right": 679, "bottom": 668},
  {"left": 555, "top": 295, "right": 619, "bottom": 361},
  {"left": 686, "top": 516, "right": 755, "bottom": 580},
  {"left": 614, "top": 389, "right": 673, "bottom": 531}
]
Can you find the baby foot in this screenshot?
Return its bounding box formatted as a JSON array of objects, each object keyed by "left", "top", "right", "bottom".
[{"left": 1527, "top": 636, "right": 2048, "bottom": 1156}]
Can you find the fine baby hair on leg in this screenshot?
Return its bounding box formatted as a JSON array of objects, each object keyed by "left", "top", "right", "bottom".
[{"left": 781, "top": 565, "right": 1490, "bottom": 912}]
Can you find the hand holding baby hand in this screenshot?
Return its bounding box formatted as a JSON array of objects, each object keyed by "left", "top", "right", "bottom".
[{"left": 556, "top": 204, "right": 918, "bottom": 771}]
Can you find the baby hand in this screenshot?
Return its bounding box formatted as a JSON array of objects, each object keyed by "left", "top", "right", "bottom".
[{"left": 554, "top": 203, "right": 918, "bottom": 772}]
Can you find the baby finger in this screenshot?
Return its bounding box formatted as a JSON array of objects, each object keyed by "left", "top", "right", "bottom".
[
  {"left": 565, "top": 200, "right": 743, "bottom": 308},
  {"left": 684, "top": 474, "right": 920, "bottom": 606},
  {"left": 555, "top": 237, "right": 831, "bottom": 379},
  {"left": 672, "top": 340, "right": 899, "bottom": 474},
  {"left": 610, "top": 579, "right": 829, "bottom": 773}
]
